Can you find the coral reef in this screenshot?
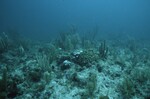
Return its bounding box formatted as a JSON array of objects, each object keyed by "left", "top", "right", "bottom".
[{"left": 0, "top": 30, "right": 150, "bottom": 99}]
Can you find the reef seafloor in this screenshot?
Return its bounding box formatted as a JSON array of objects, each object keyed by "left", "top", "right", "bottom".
[{"left": 0, "top": 32, "right": 150, "bottom": 99}]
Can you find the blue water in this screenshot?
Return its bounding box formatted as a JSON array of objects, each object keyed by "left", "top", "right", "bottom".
[{"left": 0, "top": 0, "right": 150, "bottom": 40}]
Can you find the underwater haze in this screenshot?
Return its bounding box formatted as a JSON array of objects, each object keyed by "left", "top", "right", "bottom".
[
  {"left": 1, "top": 1, "right": 150, "bottom": 99},
  {"left": 0, "top": 0, "right": 150, "bottom": 40}
]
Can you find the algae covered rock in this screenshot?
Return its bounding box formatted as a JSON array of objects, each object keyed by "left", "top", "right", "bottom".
[{"left": 71, "top": 49, "right": 99, "bottom": 67}]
